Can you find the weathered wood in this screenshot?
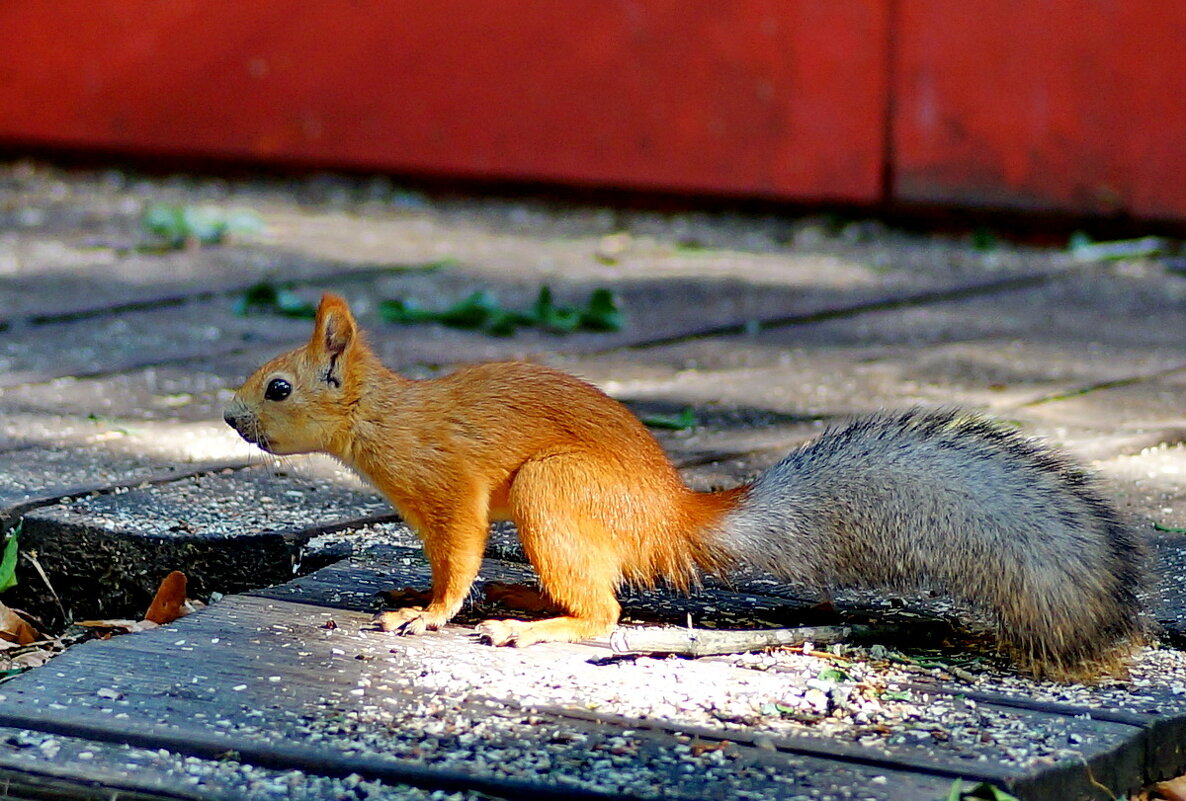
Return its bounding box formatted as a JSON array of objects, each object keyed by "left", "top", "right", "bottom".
[
  {"left": 249, "top": 553, "right": 1159, "bottom": 796},
  {"left": 0, "top": 761, "right": 209, "bottom": 801},
  {"left": 609, "top": 624, "right": 855, "bottom": 657},
  {"left": 268, "top": 547, "right": 1186, "bottom": 799},
  {"left": 0, "top": 448, "right": 251, "bottom": 528},
  {"left": 0, "top": 593, "right": 957, "bottom": 801},
  {"left": 11, "top": 466, "right": 393, "bottom": 624}
]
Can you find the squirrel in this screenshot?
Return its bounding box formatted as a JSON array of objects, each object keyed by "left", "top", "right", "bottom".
[{"left": 224, "top": 293, "right": 1144, "bottom": 679}]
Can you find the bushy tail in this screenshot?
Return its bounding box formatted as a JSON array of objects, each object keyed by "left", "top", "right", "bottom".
[{"left": 709, "top": 409, "right": 1145, "bottom": 678}]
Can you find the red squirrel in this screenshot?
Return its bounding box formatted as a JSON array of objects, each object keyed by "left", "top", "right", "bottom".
[{"left": 224, "top": 293, "right": 1143, "bottom": 678}]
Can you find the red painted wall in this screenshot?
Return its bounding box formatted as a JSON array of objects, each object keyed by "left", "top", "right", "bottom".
[
  {"left": 893, "top": 2, "right": 1186, "bottom": 220},
  {"left": 0, "top": 1, "right": 888, "bottom": 203},
  {"left": 1, "top": 2, "right": 1183, "bottom": 219}
]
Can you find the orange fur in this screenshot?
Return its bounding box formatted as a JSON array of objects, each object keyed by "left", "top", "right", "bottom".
[{"left": 224, "top": 293, "right": 738, "bottom": 645}]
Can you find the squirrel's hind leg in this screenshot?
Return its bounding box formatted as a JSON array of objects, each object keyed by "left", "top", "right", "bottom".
[{"left": 478, "top": 457, "right": 623, "bottom": 647}]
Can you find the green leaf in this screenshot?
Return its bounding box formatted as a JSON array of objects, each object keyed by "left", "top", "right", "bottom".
[
  {"left": 235, "top": 282, "right": 314, "bottom": 319},
  {"left": 179, "top": 206, "right": 227, "bottom": 245},
  {"left": 0, "top": 522, "right": 21, "bottom": 593},
  {"left": 541, "top": 306, "right": 582, "bottom": 333},
  {"left": 817, "top": 666, "right": 851, "bottom": 683},
  {"left": 948, "top": 780, "right": 1020, "bottom": 801},
  {"left": 485, "top": 310, "right": 522, "bottom": 338},
  {"left": 528, "top": 286, "right": 581, "bottom": 333},
  {"left": 438, "top": 291, "right": 500, "bottom": 329},
  {"left": 142, "top": 204, "right": 264, "bottom": 250},
  {"left": 1069, "top": 232, "right": 1167, "bottom": 262},
  {"left": 242, "top": 281, "right": 279, "bottom": 307},
  {"left": 377, "top": 284, "right": 623, "bottom": 338},
  {"left": 531, "top": 285, "right": 556, "bottom": 321},
  {"left": 580, "top": 288, "right": 623, "bottom": 332},
  {"left": 378, "top": 298, "right": 428, "bottom": 324},
  {"left": 143, "top": 204, "right": 188, "bottom": 248},
  {"left": 641, "top": 407, "right": 698, "bottom": 431}
]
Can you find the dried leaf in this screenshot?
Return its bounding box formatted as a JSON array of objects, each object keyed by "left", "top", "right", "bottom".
[
  {"left": 11, "top": 650, "right": 52, "bottom": 669},
  {"left": 145, "top": 570, "right": 189, "bottom": 624},
  {"left": 0, "top": 601, "right": 40, "bottom": 645},
  {"left": 1158, "top": 775, "right": 1186, "bottom": 801}
]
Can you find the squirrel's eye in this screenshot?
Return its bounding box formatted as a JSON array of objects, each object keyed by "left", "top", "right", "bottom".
[{"left": 264, "top": 378, "right": 292, "bottom": 402}]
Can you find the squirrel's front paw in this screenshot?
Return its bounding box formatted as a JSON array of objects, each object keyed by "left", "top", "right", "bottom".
[{"left": 373, "top": 607, "right": 446, "bottom": 635}]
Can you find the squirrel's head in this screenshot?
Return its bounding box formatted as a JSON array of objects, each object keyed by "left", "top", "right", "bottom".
[{"left": 224, "top": 293, "right": 365, "bottom": 456}]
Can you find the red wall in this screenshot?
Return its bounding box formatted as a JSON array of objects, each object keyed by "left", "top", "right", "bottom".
[
  {"left": 1, "top": 2, "right": 1183, "bottom": 219},
  {"left": 0, "top": 1, "right": 887, "bottom": 203},
  {"left": 894, "top": 1, "right": 1186, "bottom": 220}
]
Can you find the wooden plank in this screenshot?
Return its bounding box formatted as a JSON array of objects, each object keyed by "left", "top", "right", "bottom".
[
  {"left": 0, "top": 533, "right": 1174, "bottom": 799},
  {"left": 0, "top": 731, "right": 236, "bottom": 801},
  {"left": 0, "top": 595, "right": 954, "bottom": 801},
  {"left": 0, "top": 2, "right": 888, "bottom": 203},
  {"left": 0, "top": 764, "right": 204, "bottom": 801},
  {"left": 0, "top": 252, "right": 430, "bottom": 333},
  {"left": 893, "top": 1, "right": 1186, "bottom": 219},
  {"left": 252, "top": 540, "right": 817, "bottom": 620},
  {"left": 1150, "top": 532, "right": 1186, "bottom": 649},
  {"left": 12, "top": 464, "right": 393, "bottom": 624},
  {"left": 897, "top": 680, "right": 1186, "bottom": 792},
  {"left": 0, "top": 258, "right": 1069, "bottom": 388},
  {"left": 253, "top": 547, "right": 1157, "bottom": 798},
  {"left": 270, "top": 536, "right": 1186, "bottom": 788},
  {"left": 0, "top": 446, "right": 250, "bottom": 527}
]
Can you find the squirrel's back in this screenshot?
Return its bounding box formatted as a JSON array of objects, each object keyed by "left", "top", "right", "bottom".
[{"left": 713, "top": 409, "right": 1144, "bottom": 677}]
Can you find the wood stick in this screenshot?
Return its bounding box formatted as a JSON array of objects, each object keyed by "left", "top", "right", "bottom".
[{"left": 609, "top": 625, "right": 855, "bottom": 657}]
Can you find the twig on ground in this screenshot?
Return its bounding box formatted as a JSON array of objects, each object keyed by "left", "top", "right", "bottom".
[{"left": 609, "top": 625, "right": 859, "bottom": 657}]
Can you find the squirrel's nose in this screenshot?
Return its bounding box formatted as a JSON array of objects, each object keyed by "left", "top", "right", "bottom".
[{"left": 223, "top": 412, "right": 238, "bottom": 429}]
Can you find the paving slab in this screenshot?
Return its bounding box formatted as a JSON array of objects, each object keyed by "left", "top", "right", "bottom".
[
  {"left": 0, "top": 300, "right": 311, "bottom": 387},
  {"left": 11, "top": 462, "right": 391, "bottom": 623}
]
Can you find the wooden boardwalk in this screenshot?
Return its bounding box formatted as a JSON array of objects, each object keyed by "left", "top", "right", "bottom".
[{"left": 2, "top": 163, "right": 1186, "bottom": 799}]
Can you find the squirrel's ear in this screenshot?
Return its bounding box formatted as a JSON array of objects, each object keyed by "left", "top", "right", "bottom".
[{"left": 311, "top": 293, "right": 357, "bottom": 357}]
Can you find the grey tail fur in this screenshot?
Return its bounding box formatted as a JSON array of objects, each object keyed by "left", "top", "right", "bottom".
[{"left": 711, "top": 408, "right": 1144, "bottom": 677}]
